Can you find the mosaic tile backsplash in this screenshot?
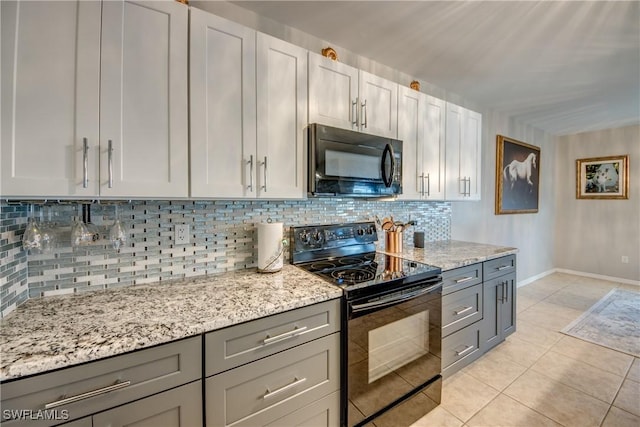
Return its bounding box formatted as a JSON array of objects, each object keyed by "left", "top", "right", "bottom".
[{"left": 0, "top": 199, "right": 451, "bottom": 317}]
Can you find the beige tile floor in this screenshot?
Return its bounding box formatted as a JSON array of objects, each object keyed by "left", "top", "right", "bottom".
[{"left": 411, "top": 273, "right": 640, "bottom": 427}]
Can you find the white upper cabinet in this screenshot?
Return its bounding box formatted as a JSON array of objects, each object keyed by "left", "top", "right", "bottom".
[
  {"left": 189, "top": 9, "right": 256, "bottom": 198},
  {"left": 256, "top": 33, "right": 308, "bottom": 199},
  {"left": 308, "top": 53, "right": 358, "bottom": 132},
  {"left": 358, "top": 70, "right": 398, "bottom": 139},
  {"left": 1, "top": 0, "right": 189, "bottom": 199},
  {"left": 100, "top": 0, "right": 188, "bottom": 198},
  {"left": 308, "top": 53, "right": 397, "bottom": 138},
  {"left": 1, "top": 0, "right": 101, "bottom": 198},
  {"left": 190, "top": 9, "right": 307, "bottom": 199},
  {"left": 445, "top": 103, "right": 482, "bottom": 200},
  {"left": 398, "top": 86, "right": 446, "bottom": 200}
]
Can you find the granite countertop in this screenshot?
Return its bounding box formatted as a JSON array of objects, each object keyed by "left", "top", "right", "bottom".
[
  {"left": 0, "top": 240, "right": 517, "bottom": 382},
  {"left": 0, "top": 265, "right": 342, "bottom": 381},
  {"left": 389, "top": 240, "right": 518, "bottom": 270}
]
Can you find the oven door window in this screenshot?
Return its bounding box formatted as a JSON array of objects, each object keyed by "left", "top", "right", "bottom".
[{"left": 368, "top": 310, "right": 430, "bottom": 383}]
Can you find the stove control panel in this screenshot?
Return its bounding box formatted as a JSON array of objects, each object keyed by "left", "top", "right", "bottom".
[{"left": 291, "top": 222, "right": 378, "bottom": 260}]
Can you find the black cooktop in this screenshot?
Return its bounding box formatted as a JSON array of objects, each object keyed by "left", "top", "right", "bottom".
[
  {"left": 297, "top": 251, "right": 440, "bottom": 291},
  {"left": 291, "top": 222, "right": 441, "bottom": 297}
]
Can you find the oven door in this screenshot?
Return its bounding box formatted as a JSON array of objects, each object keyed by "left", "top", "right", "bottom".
[
  {"left": 308, "top": 123, "right": 402, "bottom": 196},
  {"left": 345, "top": 279, "right": 442, "bottom": 427}
]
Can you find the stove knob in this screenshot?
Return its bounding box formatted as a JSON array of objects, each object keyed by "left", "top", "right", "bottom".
[
  {"left": 311, "top": 229, "right": 324, "bottom": 244},
  {"left": 367, "top": 225, "right": 376, "bottom": 235},
  {"left": 298, "top": 230, "right": 310, "bottom": 244},
  {"left": 356, "top": 227, "right": 365, "bottom": 236}
]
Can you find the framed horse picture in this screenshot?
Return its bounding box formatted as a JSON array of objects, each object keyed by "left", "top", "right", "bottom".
[{"left": 495, "top": 135, "right": 540, "bottom": 214}]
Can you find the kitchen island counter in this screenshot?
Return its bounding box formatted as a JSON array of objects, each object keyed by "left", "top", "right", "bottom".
[{"left": 0, "top": 265, "right": 342, "bottom": 381}]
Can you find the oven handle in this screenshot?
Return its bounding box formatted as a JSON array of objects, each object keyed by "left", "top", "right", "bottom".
[{"left": 351, "top": 282, "right": 442, "bottom": 313}]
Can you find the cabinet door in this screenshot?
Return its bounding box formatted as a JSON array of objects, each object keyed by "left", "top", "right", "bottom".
[
  {"left": 501, "top": 273, "right": 517, "bottom": 338},
  {"left": 398, "top": 86, "right": 424, "bottom": 200},
  {"left": 444, "top": 103, "right": 465, "bottom": 200},
  {"left": 358, "top": 70, "right": 398, "bottom": 138},
  {"left": 100, "top": 0, "right": 188, "bottom": 198},
  {"left": 423, "top": 94, "right": 446, "bottom": 200},
  {"left": 190, "top": 9, "right": 256, "bottom": 198},
  {"left": 308, "top": 52, "right": 358, "bottom": 131},
  {"left": 256, "top": 33, "right": 308, "bottom": 199},
  {"left": 481, "top": 277, "right": 502, "bottom": 352},
  {"left": 461, "top": 108, "right": 482, "bottom": 200},
  {"left": 1, "top": 0, "right": 101, "bottom": 198},
  {"left": 92, "top": 381, "right": 202, "bottom": 427},
  {"left": 481, "top": 275, "right": 518, "bottom": 352}
]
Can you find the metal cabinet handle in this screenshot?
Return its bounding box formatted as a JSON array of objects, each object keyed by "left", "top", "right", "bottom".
[
  {"left": 261, "top": 156, "right": 268, "bottom": 192},
  {"left": 352, "top": 98, "right": 358, "bottom": 127},
  {"left": 263, "top": 325, "right": 308, "bottom": 346},
  {"left": 82, "top": 138, "right": 89, "bottom": 188},
  {"left": 44, "top": 380, "right": 131, "bottom": 409},
  {"left": 425, "top": 173, "right": 430, "bottom": 197},
  {"left": 247, "top": 155, "right": 254, "bottom": 191},
  {"left": 504, "top": 281, "right": 508, "bottom": 303},
  {"left": 263, "top": 377, "right": 307, "bottom": 400},
  {"left": 361, "top": 99, "right": 367, "bottom": 128},
  {"left": 454, "top": 276, "right": 474, "bottom": 284},
  {"left": 419, "top": 173, "right": 425, "bottom": 195},
  {"left": 497, "top": 265, "right": 511, "bottom": 271},
  {"left": 454, "top": 306, "right": 474, "bottom": 316},
  {"left": 455, "top": 345, "right": 474, "bottom": 357},
  {"left": 466, "top": 177, "right": 472, "bottom": 196},
  {"left": 108, "top": 140, "right": 114, "bottom": 188}
]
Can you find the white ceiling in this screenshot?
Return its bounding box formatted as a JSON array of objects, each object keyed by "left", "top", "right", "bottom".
[{"left": 232, "top": 0, "right": 640, "bottom": 136}]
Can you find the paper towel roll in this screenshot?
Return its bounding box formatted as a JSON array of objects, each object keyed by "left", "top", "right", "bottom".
[{"left": 258, "top": 222, "right": 284, "bottom": 273}]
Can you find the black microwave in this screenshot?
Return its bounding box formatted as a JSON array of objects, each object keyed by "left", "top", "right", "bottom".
[{"left": 308, "top": 124, "right": 402, "bottom": 197}]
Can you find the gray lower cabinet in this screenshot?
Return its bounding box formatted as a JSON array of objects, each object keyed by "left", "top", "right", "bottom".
[
  {"left": 481, "top": 272, "right": 517, "bottom": 352},
  {"left": 204, "top": 299, "right": 341, "bottom": 427},
  {"left": 441, "top": 255, "right": 517, "bottom": 378},
  {"left": 93, "top": 381, "right": 202, "bottom": 427},
  {"left": 265, "top": 390, "right": 340, "bottom": 427},
  {"left": 1, "top": 336, "right": 202, "bottom": 427}
]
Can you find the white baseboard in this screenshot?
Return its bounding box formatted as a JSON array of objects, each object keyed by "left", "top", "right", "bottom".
[
  {"left": 518, "top": 269, "right": 556, "bottom": 287},
  {"left": 554, "top": 268, "right": 640, "bottom": 287},
  {"left": 518, "top": 268, "right": 640, "bottom": 287}
]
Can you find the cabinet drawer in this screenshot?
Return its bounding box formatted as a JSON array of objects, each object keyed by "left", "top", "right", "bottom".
[
  {"left": 206, "top": 333, "right": 340, "bottom": 427},
  {"left": 1, "top": 337, "right": 201, "bottom": 427},
  {"left": 442, "top": 324, "right": 482, "bottom": 378},
  {"left": 265, "top": 390, "right": 340, "bottom": 427},
  {"left": 205, "top": 299, "right": 340, "bottom": 376},
  {"left": 442, "top": 283, "right": 483, "bottom": 337},
  {"left": 93, "top": 381, "right": 202, "bottom": 427},
  {"left": 441, "top": 263, "right": 482, "bottom": 295},
  {"left": 484, "top": 255, "right": 516, "bottom": 281}
]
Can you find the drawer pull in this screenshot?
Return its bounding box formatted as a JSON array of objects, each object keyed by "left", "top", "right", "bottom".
[
  {"left": 44, "top": 380, "right": 131, "bottom": 409},
  {"left": 455, "top": 345, "right": 475, "bottom": 357},
  {"left": 497, "top": 265, "right": 511, "bottom": 271},
  {"left": 454, "top": 306, "right": 474, "bottom": 316},
  {"left": 263, "top": 325, "right": 308, "bottom": 346},
  {"left": 454, "top": 276, "right": 474, "bottom": 284},
  {"left": 263, "top": 377, "right": 307, "bottom": 400}
]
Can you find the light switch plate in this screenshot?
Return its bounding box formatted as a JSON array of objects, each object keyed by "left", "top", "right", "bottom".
[{"left": 175, "top": 224, "right": 190, "bottom": 245}]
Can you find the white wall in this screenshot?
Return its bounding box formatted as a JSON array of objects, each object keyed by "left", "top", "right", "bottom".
[
  {"left": 451, "top": 112, "right": 556, "bottom": 283},
  {"left": 554, "top": 125, "right": 640, "bottom": 282}
]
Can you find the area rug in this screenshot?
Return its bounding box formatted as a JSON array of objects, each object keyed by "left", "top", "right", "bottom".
[{"left": 561, "top": 288, "right": 640, "bottom": 357}]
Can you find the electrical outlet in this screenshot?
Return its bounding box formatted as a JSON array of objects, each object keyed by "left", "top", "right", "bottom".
[
  {"left": 174, "top": 224, "right": 190, "bottom": 245},
  {"left": 621, "top": 255, "right": 629, "bottom": 264}
]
